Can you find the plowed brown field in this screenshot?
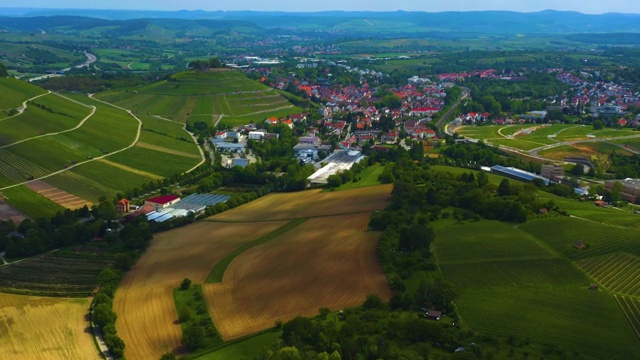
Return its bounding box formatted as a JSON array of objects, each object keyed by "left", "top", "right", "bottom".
[
  {"left": 0, "top": 293, "right": 100, "bottom": 360},
  {"left": 209, "top": 184, "right": 392, "bottom": 221},
  {"left": 113, "top": 221, "right": 287, "bottom": 360},
  {"left": 204, "top": 213, "right": 391, "bottom": 340}
]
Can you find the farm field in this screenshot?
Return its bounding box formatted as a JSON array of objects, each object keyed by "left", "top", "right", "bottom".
[
  {"left": 1, "top": 185, "right": 65, "bottom": 220},
  {"left": 0, "top": 93, "right": 92, "bottom": 146},
  {"left": 114, "top": 221, "right": 288, "bottom": 360},
  {"left": 204, "top": 213, "right": 391, "bottom": 340},
  {"left": 25, "top": 180, "right": 92, "bottom": 210},
  {"left": 115, "top": 185, "right": 392, "bottom": 359},
  {"left": 519, "top": 217, "right": 640, "bottom": 259},
  {"left": 434, "top": 215, "right": 640, "bottom": 359},
  {"left": 0, "top": 251, "right": 113, "bottom": 297},
  {"left": 456, "top": 287, "right": 640, "bottom": 360},
  {"left": 107, "top": 145, "right": 200, "bottom": 178},
  {"left": 432, "top": 219, "right": 556, "bottom": 264},
  {"left": 577, "top": 253, "right": 640, "bottom": 296},
  {"left": 0, "top": 77, "right": 47, "bottom": 111},
  {"left": 193, "top": 331, "right": 281, "bottom": 360},
  {"left": 96, "top": 70, "right": 302, "bottom": 126},
  {"left": 210, "top": 184, "right": 392, "bottom": 221},
  {"left": 0, "top": 293, "right": 100, "bottom": 360}
]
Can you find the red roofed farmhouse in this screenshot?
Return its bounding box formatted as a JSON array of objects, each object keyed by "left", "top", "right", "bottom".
[{"left": 145, "top": 194, "right": 181, "bottom": 210}]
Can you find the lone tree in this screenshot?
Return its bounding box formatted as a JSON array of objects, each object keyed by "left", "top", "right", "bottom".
[
  {"left": 0, "top": 62, "right": 7, "bottom": 77},
  {"left": 180, "top": 278, "right": 192, "bottom": 290}
]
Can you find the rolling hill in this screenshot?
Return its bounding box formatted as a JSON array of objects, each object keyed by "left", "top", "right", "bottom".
[
  {"left": 95, "top": 70, "right": 303, "bottom": 127},
  {"left": 0, "top": 79, "right": 202, "bottom": 218}
]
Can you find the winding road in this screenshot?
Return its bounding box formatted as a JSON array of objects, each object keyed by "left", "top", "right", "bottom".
[{"left": 28, "top": 52, "right": 98, "bottom": 82}]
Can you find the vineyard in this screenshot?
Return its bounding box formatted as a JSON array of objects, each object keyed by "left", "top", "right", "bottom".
[
  {"left": 519, "top": 217, "right": 640, "bottom": 259},
  {"left": 577, "top": 253, "right": 640, "bottom": 296},
  {"left": 0, "top": 77, "right": 47, "bottom": 111},
  {"left": 432, "top": 219, "right": 555, "bottom": 264},
  {"left": 0, "top": 251, "right": 113, "bottom": 297},
  {"left": 614, "top": 295, "right": 640, "bottom": 339},
  {"left": 440, "top": 258, "right": 586, "bottom": 290},
  {"left": 96, "top": 70, "right": 302, "bottom": 126},
  {"left": 456, "top": 287, "right": 640, "bottom": 360},
  {"left": 0, "top": 93, "right": 92, "bottom": 146}
]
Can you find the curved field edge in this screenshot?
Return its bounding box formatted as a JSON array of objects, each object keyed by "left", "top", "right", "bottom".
[{"left": 205, "top": 218, "right": 308, "bottom": 283}]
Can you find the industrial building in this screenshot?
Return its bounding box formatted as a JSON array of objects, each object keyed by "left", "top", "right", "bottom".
[
  {"left": 307, "top": 150, "right": 366, "bottom": 185},
  {"left": 490, "top": 165, "right": 550, "bottom": 185},
  {"left": 605, "top": 179, "right": 640, "bottom": 202}
]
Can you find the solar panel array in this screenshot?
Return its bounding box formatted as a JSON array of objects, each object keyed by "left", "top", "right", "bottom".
[{"left": 178, "top": 193, "right": 230, "bottom": 206}]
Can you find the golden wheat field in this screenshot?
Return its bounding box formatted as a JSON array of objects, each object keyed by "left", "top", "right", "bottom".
[
  {"left": 0, "top": 293, "right": 100, "bottom": 360},
  {"left": 113, "top": 221, "right": 287, "bottom": 360}
]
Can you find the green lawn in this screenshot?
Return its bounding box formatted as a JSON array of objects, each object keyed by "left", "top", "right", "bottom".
[
  {"left": 190, "top": 331, "right": 281, "bottom": 360},
  {"left": 2, "top": 185, "right": 64, "bottom": 219},
  {"left": 333, "top": 164, "right": 383, "bottom": 191}
]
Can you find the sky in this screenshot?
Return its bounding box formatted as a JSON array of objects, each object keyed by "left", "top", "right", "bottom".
[{"left": 4, "top": 0, "right": 640, "bottom": 14}]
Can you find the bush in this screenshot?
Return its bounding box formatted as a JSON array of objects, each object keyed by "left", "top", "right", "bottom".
[{"left": 180, "top": 278, "right": 192, "bottom": 290}]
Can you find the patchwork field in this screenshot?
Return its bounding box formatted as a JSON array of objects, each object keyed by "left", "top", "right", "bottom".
[
  {"left": 205, "top": 213, "right": 390, "bottom": 339},
  {"left": 114, "top": 185, "right": 392, "bottom": 359},
  {"left": 25, "top": 180, "right": 93, "bottom": 210},
  {"left": 0, "top": 293, "right": 100, "bottom": 360},
  {"left": 434, "top": 216, "right": 640, "bottom": 359},
  {"left": 114, "top": 221, "right": 288, "bottom": 360}
]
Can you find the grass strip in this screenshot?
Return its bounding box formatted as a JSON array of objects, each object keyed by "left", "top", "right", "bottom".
[{"left": 205, "top": 218, "right": 307, "bottom": 283}]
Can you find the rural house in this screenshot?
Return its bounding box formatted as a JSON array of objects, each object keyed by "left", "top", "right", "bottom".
[{"left": 145, "top": 195, "right": 181, "bottom": 211}]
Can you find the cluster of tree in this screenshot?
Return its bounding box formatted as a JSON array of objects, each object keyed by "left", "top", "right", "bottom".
[
  {"left": 440, "top": 141, "right": 541, "bottom": 174},
  {"left": 610, "top": 152, "right": 640, "bottom": 179},
  {"left": 93, "top": 267, "right": 127, "bottom": 359},
  {"left": 464, "top": 73, "right": 568, "bottom": 116},
  {"left": 188, "top": 57, "right": 224, "bottom": 71},
  {"left": 247, "top": 124, "right": 316, "bottom": 191},
  {"left": 257, "top": 296, "right": 467, "bottom": 360},
  {"left": 175, "top": 279, "right": 222, "bottom": 352},
  {"left": 0, "top": 62, "right": 7, "bottom": 77},
  {"left": 325, "top": 162, "right": 368, "bottom": 188}
]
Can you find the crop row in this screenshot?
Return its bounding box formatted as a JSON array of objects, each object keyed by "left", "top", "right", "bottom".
[
  {"left": 0, "top": 149, "right": 50, "bottom": 183},
  {"left": 0, "top": 252, "right": 113, "bottom": 297},
  {"left": 520, "top": 218, "right": 640, "bottom": 259},
  {"left": 441, "top": 258, "right": 585, "bottom": 290},
  {"left": 577, "top": 253, "right": 640, "bottom": 296},
  {"left": 614, "top": 295, "right": 640, "bottom": 340}
]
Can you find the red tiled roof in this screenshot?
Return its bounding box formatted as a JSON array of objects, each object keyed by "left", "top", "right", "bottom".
[{"left": 147, "top": 194, "right": 180, "bottom": 205}]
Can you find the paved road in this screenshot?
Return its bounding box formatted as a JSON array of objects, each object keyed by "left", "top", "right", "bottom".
[
  {"left": 528, "top": 134, "right": 640, "bottom": 157},
  {"left": 29, "top": 52, "right": 97, "bottom": 82},
  {"left": 91, "top": 304, "right": 115, "bottom": 360}
]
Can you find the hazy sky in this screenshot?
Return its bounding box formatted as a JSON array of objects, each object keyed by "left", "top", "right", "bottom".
[{"left": 4, "top": 0, "right": 640, "bottom": 14}]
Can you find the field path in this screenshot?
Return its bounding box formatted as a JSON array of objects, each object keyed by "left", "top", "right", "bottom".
[
  {"left": 0, "top": 91, "right": 51, "bottom": 121},
  {"left": 151, "top": 115, "right": 206, "bottom": 173},
  {"left": 0, "top": 94, "right": 141, "bottom": 192},
  {"left": 0, "top": 95, "right": 96, "bottom": 150}
]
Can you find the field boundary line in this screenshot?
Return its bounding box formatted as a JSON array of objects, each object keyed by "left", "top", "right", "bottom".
[
  {"left": 0, "top": 95, "right": 141, "bottom": 192},
  {"left": 0, "top": 90, "right": 51, "bottom": 121},
  {"left": 149, "top": 115, "right": 206, "bottom": 173},
  {"left": 205, "top": 218, "right": 308, "bottom": 283},
  {"left": 613, "top": 295, "right": 640, "bottom": 340},
  {"left": 0, "top": 102, "right": 96, "bottom": 150}
]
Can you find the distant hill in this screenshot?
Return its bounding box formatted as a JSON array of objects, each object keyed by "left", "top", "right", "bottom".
[{"left": 1, "top": 9, "right": 640, "bottom": 35}]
